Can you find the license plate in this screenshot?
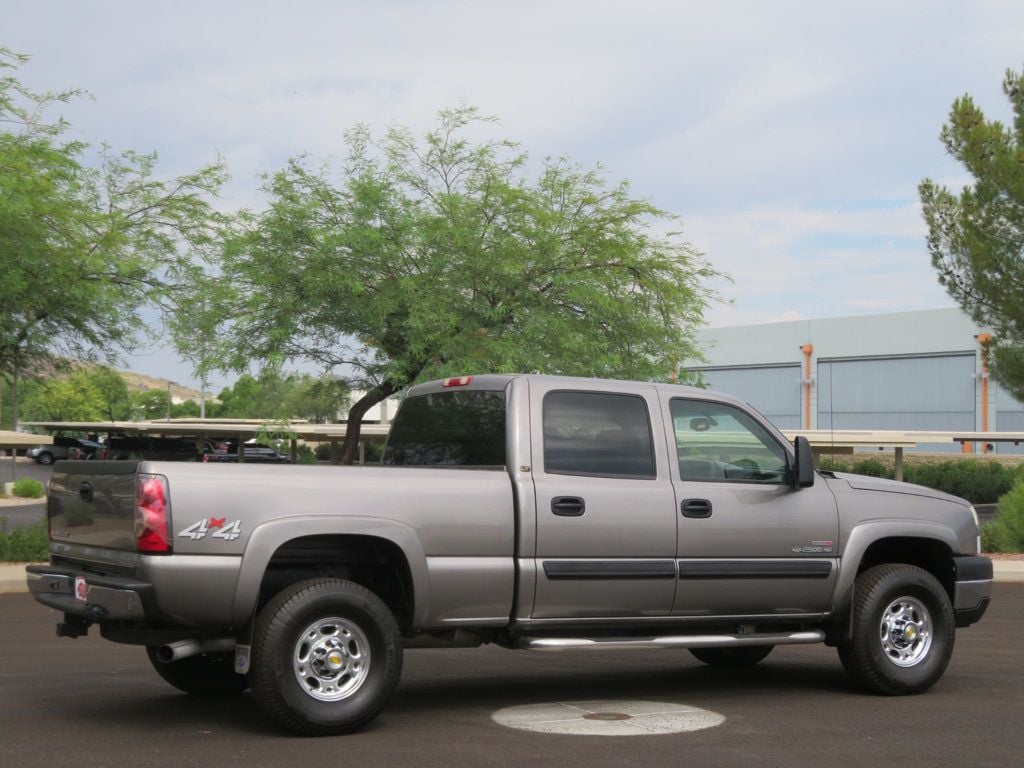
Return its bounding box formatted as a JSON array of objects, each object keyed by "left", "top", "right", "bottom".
[{"left": 74, "top": 576, "right": 88, "bottom": 602}]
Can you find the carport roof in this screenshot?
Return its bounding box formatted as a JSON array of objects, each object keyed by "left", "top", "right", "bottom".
[{"left": 19, "top": 421, "right": 392, "bottom": 443}]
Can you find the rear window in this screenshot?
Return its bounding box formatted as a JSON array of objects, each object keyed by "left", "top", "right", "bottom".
[{"left": 382, "top": 390, "right": 507, "bottom": 466}]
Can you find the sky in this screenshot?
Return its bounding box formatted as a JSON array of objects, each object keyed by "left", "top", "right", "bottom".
[{"left": 5, "top": 0, "right": 1024, "bottom": 390}]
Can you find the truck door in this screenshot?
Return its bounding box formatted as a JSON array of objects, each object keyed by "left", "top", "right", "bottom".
[
  {"left": 530, "top": 382, "right": 677, "bottom": 619},
  {"left": 663, "top": 394, "right": 839, "bottom": 617}
]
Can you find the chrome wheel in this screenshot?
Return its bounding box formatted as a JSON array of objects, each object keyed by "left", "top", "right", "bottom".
[
  {"left": 879, "top": 595, "right": 932, "bottom": 668},
  {"left": 293, "top": 616, "right": 371, "bottom": 701}
]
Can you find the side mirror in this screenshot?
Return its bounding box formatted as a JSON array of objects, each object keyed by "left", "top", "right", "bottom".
[{"left": 793, "top": 436, "right": 815, "bottom": 488}]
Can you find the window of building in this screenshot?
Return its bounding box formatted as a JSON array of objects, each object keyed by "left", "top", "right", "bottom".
[{"left": 543, "top": 391, "right": 655, "bottom": 478}]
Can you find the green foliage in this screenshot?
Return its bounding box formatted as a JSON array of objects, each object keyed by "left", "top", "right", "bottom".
[
  {"left": 12, "top": 477, "right": 44, "bottom": 498},
  {"left": 0, "top": 519, "right": 49, "bottom": 562},
  {"left": 981, "top": 478, "right": 1024, "bottom": 552},
  {"left": 181, "top": 106, "right": 719, "bottom": 462},
  {"left": 131, "top": 389, "right": 171, "bottom": 420},
  {"left": 851, "top": 458, "right": 889, "bottom": 477},
  {"left": 171, "top": 399, "right": 201, "bottom": 418},
  {"left": 920, "top": 67, "right": 1024, "bottom": 399},
  {"left": 89, "top": 366, "right": 132, "bottom": 420},
  {"left": 0, "top": 48, "right": 225, "bottom": 406},
  {"left": 20, "top": 369, "right": 105, "bottom": 421},
  {"left": 296, "top": 444, "right": 318, "bottom": 465},
  {"left": 903, "top": 460, "right": 1016, "bottom": 504}
]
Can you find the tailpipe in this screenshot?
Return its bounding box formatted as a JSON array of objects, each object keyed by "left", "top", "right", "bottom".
[{"left": 157, "top": 637, "right": 236, "bottom": 663}]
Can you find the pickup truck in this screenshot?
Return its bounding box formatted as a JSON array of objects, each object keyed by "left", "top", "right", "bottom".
[{"left": 26, "top": 374, "right": 993, "bottom": 735}]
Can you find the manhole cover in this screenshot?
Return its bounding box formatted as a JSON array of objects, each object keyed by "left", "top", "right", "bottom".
[{"left": 492, "top": 700, "right": 725, "bottom": 736}]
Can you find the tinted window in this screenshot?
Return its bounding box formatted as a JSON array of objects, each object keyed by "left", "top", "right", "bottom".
[
  {"left": 382, "top": 390, "right": 506, "bottom": 466},
  {"left": 671, "top": 399, "right": 789, "bottom": 483},
  {"left": 543, "top": 391, "right": 655, "bottom": 478}
]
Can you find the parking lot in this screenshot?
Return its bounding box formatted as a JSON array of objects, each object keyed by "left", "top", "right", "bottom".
[{"left": 1, "top": 583, "right": 1020, "bottom": 768}]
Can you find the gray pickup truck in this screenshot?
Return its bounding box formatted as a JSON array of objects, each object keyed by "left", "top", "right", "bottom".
[{"left": 27, "top": 374, "right": 992, "bottom": 735}]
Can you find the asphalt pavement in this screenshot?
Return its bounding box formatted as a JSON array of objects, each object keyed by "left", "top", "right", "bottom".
[{"left": 1, "top": 584, "right": 1021, "bottom": 768}]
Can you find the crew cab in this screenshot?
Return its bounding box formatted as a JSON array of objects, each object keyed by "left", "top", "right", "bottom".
[{"left": 26, "top": 374, "right": 992, "bottom": 735}]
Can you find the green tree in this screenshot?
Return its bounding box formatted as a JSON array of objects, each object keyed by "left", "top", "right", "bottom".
[
  {"left": 131, "top": 390, "right": 171, "bottom": 420},
  {"left": 20, "top": 370, "right": 105, "bottom": 422},
  {"left": 284, "top": 375, "right": 350, "bottom": 423},
  {"left": 0, "top": 48, "right": 225, "bottom": 426},
  {"left": 89, "top": 366, "right": 132, "bottom": 421},
  {"left": 920, "top": 67, "right": 1024, "bottom": 398},
  {"left": 186, "top": 107, "right": 718, "bottom": 463}
]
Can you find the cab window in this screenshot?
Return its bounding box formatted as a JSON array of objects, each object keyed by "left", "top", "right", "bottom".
[
  {"left": 543, "top": 391, "right": 655, "bottom": 479},
  {"left": 671, "top": 398, "right": 789, "bottom": 483}
]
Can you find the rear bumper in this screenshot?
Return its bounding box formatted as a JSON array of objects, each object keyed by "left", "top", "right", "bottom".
[
  {"left": 952, "top": 555, "right": 993, "bottom": 628},
  {"left": 26, "top": 565, "right": 152, "bottom": 622}
]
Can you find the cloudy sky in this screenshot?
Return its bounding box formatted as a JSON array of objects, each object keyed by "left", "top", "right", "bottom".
[{"left": 6, "top": 1, "right": 1024, "bottom": 389}]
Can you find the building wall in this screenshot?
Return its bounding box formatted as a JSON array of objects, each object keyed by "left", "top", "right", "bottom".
[{"left": 688, "top": 308, "right": 1023, "bottom": 454}]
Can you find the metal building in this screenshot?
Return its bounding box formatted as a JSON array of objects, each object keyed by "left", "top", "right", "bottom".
[{"left": 687, "top": 308, "right": 1024, "bottom": 453}]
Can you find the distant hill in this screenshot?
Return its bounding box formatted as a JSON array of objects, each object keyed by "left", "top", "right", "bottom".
[{"left": 118, "top": 371, "right": 205, "bottom": 403}]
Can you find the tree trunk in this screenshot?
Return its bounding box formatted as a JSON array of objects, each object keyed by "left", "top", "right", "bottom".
[{"left": 337, "top": 382, "right": 400, "bottom": 465}]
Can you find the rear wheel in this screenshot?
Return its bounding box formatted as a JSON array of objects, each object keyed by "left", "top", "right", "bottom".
[
  {"left": 37, "top": 452, "right": 54, "bottom": 465},
  {"left": 145, "top": 647, "right": 249, "bottom": 697},
  {"left": 690, "top": 645, "right": 774, "bottom": 668},
  {"left": 838, "top": 564, "right": 954, "bottom": 695},
  {"left": 250, "top": 578, "right": 403, "bottom": 736}
]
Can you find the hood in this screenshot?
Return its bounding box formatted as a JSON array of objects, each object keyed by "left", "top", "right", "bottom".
[{"left": 828, "top": 472, "right": 970, "bottom": 507}]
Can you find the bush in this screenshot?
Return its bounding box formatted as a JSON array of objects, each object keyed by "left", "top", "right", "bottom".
[
  {"left": 0, "top": 519, "right": 49, "bottom": 562},
  {"left": 903, "top": 460, "right": 1015, "bottom": 504},
  {"left": 296, "top": 445, "right": 318, "bottom": 465},
  {"left": 981, "top": 478, "right": 1024, "bottom": 553},
  {"left": 850, "top": 458, "right": 891, "bottom": 478},
  {"left": 12, "top": 478, "right": 44, "bottom": 498},
  {"left": 314, "top": 442, "right": 333, "bottom": 461}
]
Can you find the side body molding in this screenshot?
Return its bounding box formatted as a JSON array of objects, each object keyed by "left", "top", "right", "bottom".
[
  {"left": 832, "top": 520, "right": 961, "bottom": 616},
  {"left": 231, "top": 515, "right": 430, "bottom": 629}
]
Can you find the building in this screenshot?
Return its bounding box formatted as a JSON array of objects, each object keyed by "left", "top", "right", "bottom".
[{"left": 687, "top": 308, "right": 1024, "bottom": 453}]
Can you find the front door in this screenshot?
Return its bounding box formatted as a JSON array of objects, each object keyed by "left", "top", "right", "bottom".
[
  {"left": 530, "top": 382, "right": 677, "bottom": 619},
  {"left": 664, "top": 395, "right": 840, "bottom": 617}
]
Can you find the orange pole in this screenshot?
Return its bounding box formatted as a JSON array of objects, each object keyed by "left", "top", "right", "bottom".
[
  {"left": 801, "top": 343, "right": 814, "bottom": 430},
  {"left": 978, "top": 333, "right": 991, "bottom": 454}
]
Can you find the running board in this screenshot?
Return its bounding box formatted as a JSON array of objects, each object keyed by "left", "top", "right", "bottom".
[{"left": 517, "top": 630, "right": 825, "bottom": 652}]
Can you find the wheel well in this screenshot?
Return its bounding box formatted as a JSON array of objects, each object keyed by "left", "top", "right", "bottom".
[
  {"left": 857, "top": 537, "right": 955, "bottom": 601},
  {"left": 257, "top": 535, "right": 414, "bottom": 632}
]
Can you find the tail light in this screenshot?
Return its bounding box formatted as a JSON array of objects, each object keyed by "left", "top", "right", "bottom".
[
  {"left": 135, "top": 474, "right": 171, "bottom": 553},
  {"left": 442, "top": 376, "right": 474, "bottom": 387}
]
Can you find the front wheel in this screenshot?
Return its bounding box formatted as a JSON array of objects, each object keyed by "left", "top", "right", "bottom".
[
  {"left": 838, "top": 564, "right": 954, "bottom": 695},
  {"left": 690, "top": 645, "right": 774, "bottom": 668},
  {"left": 36, "top": 452, "right": 54, "bottom": 465},
  {"left": 250, "top": 578, "right": 403, "bottom": 736},
  {"left": 145, "top": 647, "right": 250, "bottom": 697}
]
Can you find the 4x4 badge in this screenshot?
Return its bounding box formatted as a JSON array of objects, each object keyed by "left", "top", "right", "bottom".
[{"left": 179, "top": 517, "right": 242, "bottom": 541}]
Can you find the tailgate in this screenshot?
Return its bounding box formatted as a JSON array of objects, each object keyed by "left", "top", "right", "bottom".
[{"left": 48, "top": 461, "right": 141, "bottom": 551}]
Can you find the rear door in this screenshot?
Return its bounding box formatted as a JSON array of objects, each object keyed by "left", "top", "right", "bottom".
[{"left": 530, "top": 381, "right": 677, "bottom": 619}]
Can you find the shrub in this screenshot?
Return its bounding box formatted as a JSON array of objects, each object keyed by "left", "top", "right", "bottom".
[
  {"left": 12, "top": 478, "right": 44, "bottom": 499},
  {"left": 0, "top": 519, "right": 49, "bottom": 562},
  {"left": 903, "top": 460, "right": 1015, "bottom": 504},
  {"left": 850, "top": 458, "right": 891, "bottom": 478},
  {"left": 981, "top": 478, "right": 1024, "bottom": 553},
  {"left": 296, "top": 445, "right": 318, "bottom": 465},
  {"left": 314, "top": 442, "right": 333, "bottom": 461}
]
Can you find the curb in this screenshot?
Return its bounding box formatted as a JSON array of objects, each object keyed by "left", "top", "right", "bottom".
[{"left": 2, "top": 561, "right": 1023, "bottom": 595}]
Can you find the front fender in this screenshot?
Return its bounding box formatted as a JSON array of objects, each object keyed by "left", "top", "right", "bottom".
[
  {"left": 832, "top": 520, "right": 960, "bottom": 616},
  {"left": 231, "top": 515, "right": 429, "bottom": 628}
]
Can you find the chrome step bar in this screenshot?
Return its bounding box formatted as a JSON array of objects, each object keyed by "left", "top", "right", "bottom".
[{"left": 518, "top": 630, "right": 825, "bottom": 652}]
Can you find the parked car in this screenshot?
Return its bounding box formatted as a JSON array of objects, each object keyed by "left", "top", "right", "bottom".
[
  {"left": 106, "top": 435, "right": 200, "bottom": 462},
  {"left": 27, "top": 437, "right": 104, "bottom": 465},
  {"left": 27, "top": 374, "right": 991, "bottom": 735},
  {"left": 202, "top": 441, "right": 290, "bottom": 463}
]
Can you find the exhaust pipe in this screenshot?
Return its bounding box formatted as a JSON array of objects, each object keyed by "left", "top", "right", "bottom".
[{"left": 157, "top": 637, "right": 236, "bottom": 663}]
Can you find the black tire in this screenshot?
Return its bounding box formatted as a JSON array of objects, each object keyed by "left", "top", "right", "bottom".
[
  {"left": 250, "top": 578, "right": 403, "bottom": 736},
  {"left": 37, "top": 452, "right": 53, "bottom": 465},
  {"left": 690, "top": 645, "right": 774, "bottom": 668},
  {"left": 145, "top": 647, "right": 250, "bottom": 697},
  {"left": 838, "top": 564, "right": 954, "bottom": 695}
]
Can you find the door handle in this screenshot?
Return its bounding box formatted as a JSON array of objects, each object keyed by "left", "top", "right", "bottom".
[
  {"left": 551, "top": 496, "right": 586, "bottom": 516},
  {"left": 681, "top": 498, "right": 712, "bottom": 518}
]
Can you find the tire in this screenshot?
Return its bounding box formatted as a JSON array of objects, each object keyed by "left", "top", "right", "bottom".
[
  {"left": 145, "top": 647, "right": 250, "bottom": 697},
  {"left": 690, "top": 645, "right": 774, "bottom": 668},
  {"left": 250, "top": 578, "right": 403, "bottom": 736},
  {"left": 37, "top": 452, "right": 54, "bottom": 465},
  {"left": 838, "top": 564, "right": 954, "bottom": 695}
]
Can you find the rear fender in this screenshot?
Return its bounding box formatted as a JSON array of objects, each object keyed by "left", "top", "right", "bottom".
[{"left": 232, "top": 515, "right": 428, "bottom": 628}]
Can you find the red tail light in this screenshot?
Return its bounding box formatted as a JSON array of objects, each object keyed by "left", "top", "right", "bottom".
[
  {"left": 135, "top": 474, "right": 171, "bottom": 553},
  {"left": 442, "top": 376, "right": 474, "bottom": 387}
]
